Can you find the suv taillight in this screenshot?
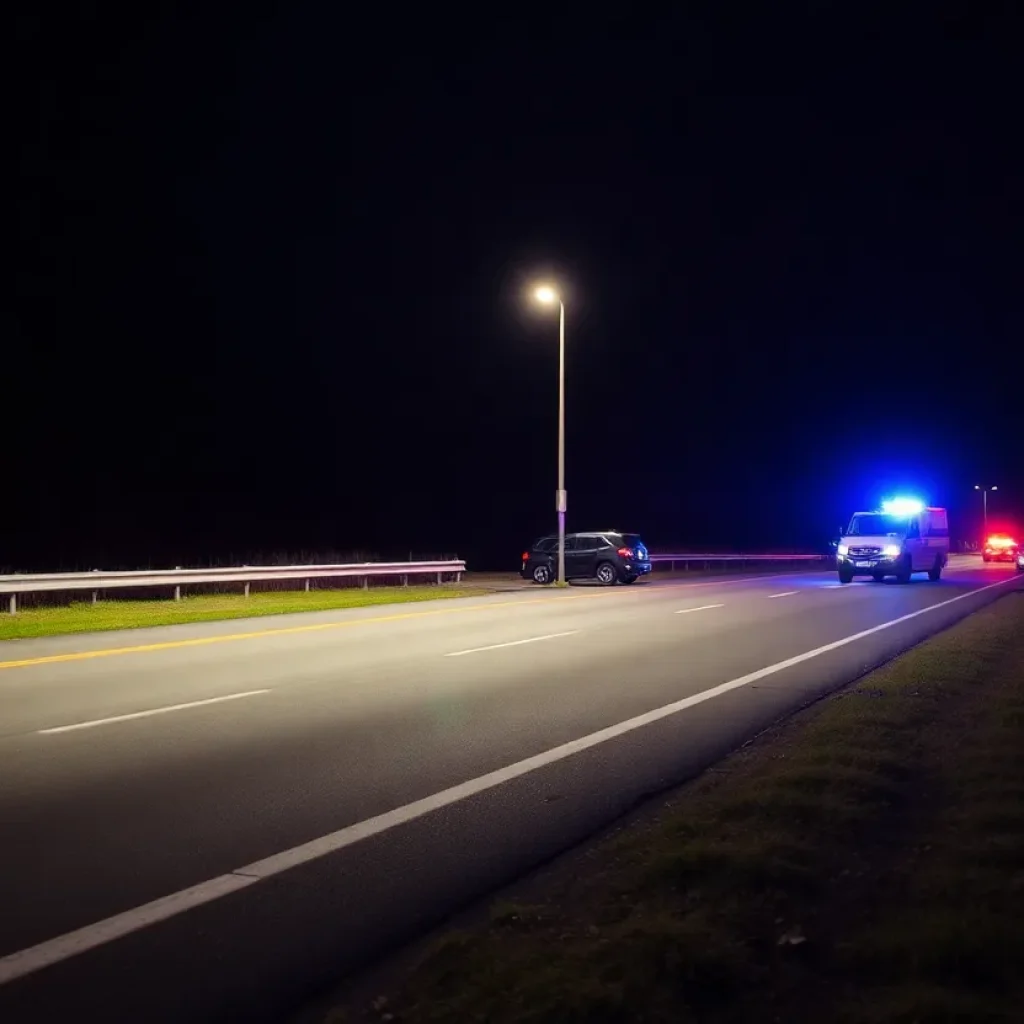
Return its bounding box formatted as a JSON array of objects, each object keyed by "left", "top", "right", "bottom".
[
  {"left": 521, "top": 551, "right": 530, "bottom": 561},
  {"left": 617, "top": 547, "right": 634, "bottom": 558}
]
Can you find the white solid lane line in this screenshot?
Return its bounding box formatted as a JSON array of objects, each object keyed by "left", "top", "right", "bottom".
[
  {"left": 767, "top": 591, "right": 799, "bottom": 599},
  {"left": 38, "top": 690, "right": 271, "bottom": 735},
  {"left": 0, "top": 573, "right": 1017, "bottom": 986},
  {"left": 675, "top": 604, "right": 724, "bottom": 615},
  {"left": 445, "top": 631, "right": 579, "bottom": 657}
]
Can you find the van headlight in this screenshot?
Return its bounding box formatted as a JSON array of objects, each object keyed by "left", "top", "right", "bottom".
[
  {"left": 837, "top": 544, "right": 848, "bottom": 557},
  {"left": 883, "top": 544, "right": 902, "bottom": 558}
]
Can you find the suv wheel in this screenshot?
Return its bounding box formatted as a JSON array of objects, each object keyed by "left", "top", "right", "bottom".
[
  {"left": 927, "top": 556, "right": 943, "bottom": 582},
  {"left": 531, "top": 564, "right": 552, "bottom": 585},
  {"left": 595, "top": 562, "right": 618, "bottom": 586}
]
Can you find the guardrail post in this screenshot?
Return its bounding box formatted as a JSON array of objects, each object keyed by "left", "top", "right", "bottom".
[
  {"left": 305, "top": 579, "right": 310, "bottom": 592},
  {"left": 7, "top": 594, "right": 15, "bottom": 615},
  {"left": 174, "top": 585, "right": 181, "bottom": 601},
  {"left": 362, "top": 576, "right": 368, "bottom": 590},
  {"left": 244, "top": 582, "right": 250, "bottom": 598},
  {"left": 436, "top": 571, "right": 442, "bottom": 585},
  {"left": 456, "top": 572, "right": 462, "bottom": 583},
  {"left": 402, "top": 575, "right": 408, "bottom": 587},
  {"left": 92, "top": 591, "right": 98, "bottom": 605}
]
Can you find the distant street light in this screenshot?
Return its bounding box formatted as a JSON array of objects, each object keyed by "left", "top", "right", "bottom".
[
  {"left": 534, "top": 284, "right": 567, "bottom": 586},
  {"left": 974, "top": 484, "right": 999, "bottom": 540}
]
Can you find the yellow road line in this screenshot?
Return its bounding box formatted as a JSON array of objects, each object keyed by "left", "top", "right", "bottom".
[
  {"left": 0, "top": 571, "right": 815, "bottom": 671},
  {"left": 0, "top": 594, "right": 593, "bottom": 670}
]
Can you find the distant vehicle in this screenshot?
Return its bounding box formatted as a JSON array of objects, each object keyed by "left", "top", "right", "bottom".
[
  {"left": 1018, "top": 550, "right": 1024, "bottom": 573},
  {"left": 836, "top": 498, "right": 950, "bottom": 584},
  {"left": 521, "top": 531, "right": 652, "bottom": 585},
  {"left": 983, "top": 534, "right": 1020, "bottom": 563}
]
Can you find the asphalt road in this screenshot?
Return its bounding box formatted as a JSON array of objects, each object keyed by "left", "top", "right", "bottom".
[{"left": 0, "top": 557, "right": 1020, "bottom": 1021}]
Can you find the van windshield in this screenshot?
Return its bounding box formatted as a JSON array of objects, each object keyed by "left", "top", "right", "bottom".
[{"left": 847, "top": 514, "right": 908, "bottom": 537}]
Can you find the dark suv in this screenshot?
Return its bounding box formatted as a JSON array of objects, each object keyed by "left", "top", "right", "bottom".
[{"left": 520, "top": 531, "right": 652, "bottom": 585}]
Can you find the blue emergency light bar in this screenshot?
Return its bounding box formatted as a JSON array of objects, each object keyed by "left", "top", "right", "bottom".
[{"left": 880, "top": 497, "right": 925, "bottom": 516}]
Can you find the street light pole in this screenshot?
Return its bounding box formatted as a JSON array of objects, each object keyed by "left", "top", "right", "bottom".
[
  {"left": 975, "top": 485, "right": 998, "bottom": 541},
  {"left": 557, "top": 298, "right": 566, "bottom": 586},
  {"left": 534, "top": 284, "right": 568, "bottom": 585}
]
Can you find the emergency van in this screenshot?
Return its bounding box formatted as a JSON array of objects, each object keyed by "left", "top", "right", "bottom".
[{"left": 836, "top": 499, "right": 949, "bottom": 584}]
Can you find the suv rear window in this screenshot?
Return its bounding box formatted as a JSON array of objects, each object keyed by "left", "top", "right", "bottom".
[
  {"left": 533, "top": 537, "right": 557, "bottom": 552},
  {"left": 616, "top": 534, "right": 643, "bottom": 549}
]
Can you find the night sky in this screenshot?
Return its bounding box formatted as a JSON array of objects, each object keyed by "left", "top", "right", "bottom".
[{"left": 10, "top": 5, "right": 1024, "bottom": 572}]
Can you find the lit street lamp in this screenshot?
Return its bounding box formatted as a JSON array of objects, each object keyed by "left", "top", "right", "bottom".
[
  {"left": 534, "top": 285, "right": 567, "bottom": 585},
  {"left": 974, "top": 484, "right": 998, "bottom": 540}
]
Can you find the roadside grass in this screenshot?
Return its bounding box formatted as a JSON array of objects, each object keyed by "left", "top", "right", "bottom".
[
  {"left": 0, "top": 587, "right": 487, "bottom": 641},
  {"left": 323, "top": 593, "right": 1024, "bottom": 1024}
]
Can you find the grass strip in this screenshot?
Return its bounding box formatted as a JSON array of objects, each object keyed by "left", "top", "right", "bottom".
[
  {"left": 323, "top": 592, "right": 1024, "bottom": 1024},
  {"left": 0, "top": 587, "right": 487, "bottom": 641}
]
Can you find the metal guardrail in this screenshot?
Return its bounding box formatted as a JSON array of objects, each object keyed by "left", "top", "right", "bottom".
[
  {"left": 650, "top": 553, "right": 829, "bottom": 570},
  {"left": 0, "top": 560, "right": 467, "bottom": 614}
]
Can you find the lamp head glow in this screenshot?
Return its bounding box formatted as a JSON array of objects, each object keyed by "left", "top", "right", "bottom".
[
  {"left": 881, "top": 497, "right": 924, "bottom": 516},
  {"left": 534, "top": 286, "right": 558, "bottom": 305}
]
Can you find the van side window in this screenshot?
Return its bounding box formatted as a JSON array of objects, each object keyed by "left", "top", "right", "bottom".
[{"left": 907, "top": 519, "right": 921, "bottom": 539}]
